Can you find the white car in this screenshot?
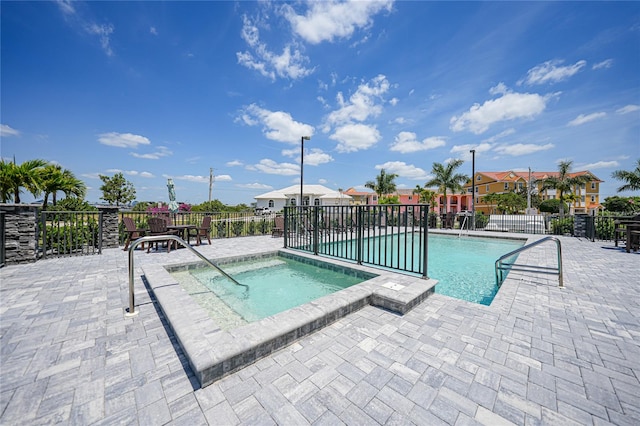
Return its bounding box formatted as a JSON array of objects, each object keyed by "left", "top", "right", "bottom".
[{"left": 255, "top": 207, "right": 272, "bottom": 215}]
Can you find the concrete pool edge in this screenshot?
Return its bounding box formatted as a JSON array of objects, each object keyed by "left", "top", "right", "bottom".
[{"left": 142, "top": 249, "right": 437, "bottom": 387}]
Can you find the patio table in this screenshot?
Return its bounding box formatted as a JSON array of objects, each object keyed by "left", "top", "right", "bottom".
[{"left": 167, "top": 224, "right": 197, "bottom": 245}]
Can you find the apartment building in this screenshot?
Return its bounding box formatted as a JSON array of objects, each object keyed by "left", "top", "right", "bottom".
[{"left": 462, "top": 170, "right": 602, "bottom": 215}]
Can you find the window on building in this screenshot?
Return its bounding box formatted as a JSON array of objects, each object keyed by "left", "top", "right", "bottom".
[
  {"left": 518, "top": 182, "right": 523, "bottom": 190},
  {"left": 485, "top": 184, "right": 489, "bottom": 192},
  {"left": 504, "top": 183, "right": 509, "bottom": 190},
  {"left": 581, "top": 196, "right": 585, "bottom": 203},
  {"left": 591, "top": 182, "right": 596, "bottom": 189},
  {"left": 268, "top": 200, "right": 274, "bottom": 208},
  {"left": 314, "top": 199, "right": 320, "bottom": 206},
  {"left": 408, "top": 195, "right": 413, "bottom": 201},
  {"left": 475, "top": 187, "right": 478, "bottom": 193},
  {"left": 477, "top": 175, "right": 482, "bottom": 181},
  {"left": 591, "top": 195, "right": 596, "bottom": 202},
  {"left": 303, "top": 196, "right": 310, "bottom": 206},
  {"left": 291, "top": 198, "right": 296, "bottom": 206}
]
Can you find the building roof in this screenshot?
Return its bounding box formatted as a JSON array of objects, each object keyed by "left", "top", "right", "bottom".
[
  {"left": 471, "top": 170, "right": 602, "bottom": 184},
  {"left": 254, "top": 184, "right": 337, "bottom": 200}
]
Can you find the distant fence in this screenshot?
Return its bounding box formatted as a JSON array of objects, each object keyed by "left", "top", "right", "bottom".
[
  {"left": 284, "top": 205, "right": 430, "bottom": 278},
  {"left": 39, "top": 211, "right": 103, "bottom": 259},
  {"left": 118, "top": 211, "right": 277, "bottom": 244}
]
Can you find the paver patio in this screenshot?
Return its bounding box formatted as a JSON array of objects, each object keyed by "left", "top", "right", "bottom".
[{"left": 1, "top": 232, "right": 639, "bottom": 425}]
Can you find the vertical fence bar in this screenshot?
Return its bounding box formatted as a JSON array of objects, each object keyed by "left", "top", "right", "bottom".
[{"left": 422, "top": 204, "right": 429, "bottom": 279}]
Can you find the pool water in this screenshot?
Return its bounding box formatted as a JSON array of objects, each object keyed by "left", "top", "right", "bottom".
[
  {"left": 175, "top": 256, "right": 366, "bottom": 327},
  {"left": 426, "top": 234, "right": 522, "bottom": 305}
]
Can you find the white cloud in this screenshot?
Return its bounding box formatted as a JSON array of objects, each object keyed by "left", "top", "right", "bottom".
[
  {"left": 226, "top": 160, "right": 244, "bottom": 167},
  {"left": 249, "top": 159, "right": 300, "bottom": 175},
  {"left": 130, "top": 146, "right": 172, "bottom": 160},
  {"left": 592, "top": 59, "right": 613, "bottom": 70},
  {"left": 237, "top": 15, "right": 313, "bottom": 81},
  {"left": 519, "top": 59, "right": 586, "bottom": 85},
  {"left": 139, "top": 172, "right": 155, "bottom": 178},
  {"left": 282, "top": 0, "right": 394, "bottom": 45},
  {"left": 450, "top": 143, "right": 493, "bottom": 160},
  {"left": 481, "top": 128, "right": 516, "bottom": 144},
  {"left": 174, "top": 175, "right": 209, "bottom": 184},
  {"left": 323, "top": 75, "right": 390, "bottom": 130},
  {"left": 389, "top": 132, "right": 446, "bottom": 153},
  {"left": 56, "top": 1, "right": 114, "bottom": 56},
  {"left": 98, "top": 132, "right": 151, "bottom": 148},
  {"left": 282, "top": 147, "right": 334, "bottom": 166},
  {"left": 240, "top": 104, "right": 314, "bottom": 143},
  {"left": 150, "top": 26, "right": 158, "bottom": 36},
  {"left": 304, "top": 149, "right": 334, "bottom": 166},
  {"left": 450, "top": 85, "right": 550, "bottom": 134},
  {"left": 238, "top": 183, "right": 273, "bottom": 190},
  {"left": 375, "top": 161, "right": 429, "bottom": 181},
  {"left": 1, "top": 124, "right": 20, "bottom": 137},
  {"left": 494, "top": 143, "right": 554, "bottom": 156},
  {"left": 580, "top": 160, "right": 619, "bottom": 170},
  {"left": 567, "top": 112, "right": 607, "bottom": 126},
  {"left": 55, "top": 0, "right": 75, "bottom": 15},
  {"left": 330, "top": 123, "right": 381, "bottom": 153},
  {"left": 616, "top": 105, "right": 640, "bottom": 115}
]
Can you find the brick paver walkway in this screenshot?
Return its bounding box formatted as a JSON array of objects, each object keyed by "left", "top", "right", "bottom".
[{"left": 1, "top": 233, "right": 638, "bottom": 425}]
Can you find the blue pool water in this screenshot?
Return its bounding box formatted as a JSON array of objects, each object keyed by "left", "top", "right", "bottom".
[
  {"left": 187, "top": 257, "right": 367, "bottom": 323},
  {"left": 322, "top": 233, "right": 523, "bottom": 305},
  {"left": 426, "top": 234, "right": 522, "bottom": 305}
]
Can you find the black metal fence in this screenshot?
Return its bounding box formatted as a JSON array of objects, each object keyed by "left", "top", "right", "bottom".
[
  {"left": 118, "top": 211, "right": 276, "bottom": 245},
  {"left": 38, "top": 211, "right": 103, "bottom": 259},
  {"left": 284, "top": 205, "right": 430, "bottom": 278},
  {"left": 0, "top": 210, "right": 5, "bottom": 267}
]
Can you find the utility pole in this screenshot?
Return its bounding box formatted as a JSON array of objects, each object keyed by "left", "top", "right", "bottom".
[
  {"left": 527, "top": 167, "right": 532, "bottom": 214},
  {"left": 209, "top": 168, "right": 214, "bottom": 204}
]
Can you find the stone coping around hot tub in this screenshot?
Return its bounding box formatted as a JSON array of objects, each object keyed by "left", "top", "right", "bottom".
[{"left": 142, "top": 250, "right": 437, "bottom": 387}]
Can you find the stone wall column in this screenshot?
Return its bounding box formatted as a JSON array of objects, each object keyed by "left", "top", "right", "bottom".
[
  {"left": 1, "top": 204, "right": 39, "bottom": 265},
  {"left": 98, "top": 206, "right": 120, "bottom": 249}
]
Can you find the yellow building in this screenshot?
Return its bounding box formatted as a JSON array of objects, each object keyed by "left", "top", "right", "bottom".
[{"left": 462, "top": 170, "right": 603, "bottom": 215}]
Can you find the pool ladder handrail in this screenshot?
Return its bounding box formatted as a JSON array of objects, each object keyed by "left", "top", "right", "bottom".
[
  {"left": 495, "top": 236, "right": 563, "bottom": 288},
  {"left": 126, "top": 234, "right": 247, "bottom": 317}
]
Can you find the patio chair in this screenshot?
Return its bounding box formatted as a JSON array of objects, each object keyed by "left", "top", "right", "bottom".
[
  {"left": 194, "top": 216, "right": 212, "bottom": 245},
  {"left": 122, "top": 216, "right": 146, "bottom": 251},
  {"left": 147, "top": 217, "right": 180, "bottom": 253},
  {"left": 272, "top": 216, "right": 284, "bottom": 237}
]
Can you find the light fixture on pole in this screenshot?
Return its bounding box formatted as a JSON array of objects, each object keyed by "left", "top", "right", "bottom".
[
  {"left": 300, "top": 136, "right": 311, "bottom": 208},
  {"left": 470, "top": 149, "right": 476, "bottom": 230}
]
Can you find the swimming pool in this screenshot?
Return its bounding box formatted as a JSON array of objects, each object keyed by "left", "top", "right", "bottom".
[
  {"left": 172, "top": 254, "right": 370, "bottom": 330},
  {"left": 321, "top": 232, "right": 523, "bottom": 305},
  {"left": 427, "top": 234, "right": 522, "bottom": 305}
]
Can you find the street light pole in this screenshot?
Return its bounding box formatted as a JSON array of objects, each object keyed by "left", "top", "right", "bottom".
[
  {"left": 300, "top": 136, "right": 311, "bottom": 207},
  {"left": 470, "top": 149, "right": 476, "bottom": 230}
]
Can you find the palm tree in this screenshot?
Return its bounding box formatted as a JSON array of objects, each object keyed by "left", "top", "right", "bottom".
[
  {"left": 365, "top": 169, "right": 398, "bottom": 201},
  {"left": 40, "top": 164, "right": 87, "bottom": 209},
  {"left": 612, "top": 159, "right": 640, "bottom": 192},
  {"left": 424, "top": 159, "right": 468, "bottom": 214},
  {"left": 413, "top": 185, "right": 437, "bottom": 210},
  {"left": 0, "top": 158, "right": 48, "bottom": 203},
  {"left": 540, "top": 160, "right": 593, "bottom": 218}
]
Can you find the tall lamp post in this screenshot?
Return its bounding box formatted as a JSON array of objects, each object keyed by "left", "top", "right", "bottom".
[
  {"left": 470, "top": 149, "right": 476, "bottom": 230},
  {"left": 300, "top": 136, "right": 311, "bottom": 208}
]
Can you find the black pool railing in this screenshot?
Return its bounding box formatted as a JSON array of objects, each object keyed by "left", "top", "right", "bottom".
[{"left": 283, "top": 204, "right": 430, "bottom": 278}]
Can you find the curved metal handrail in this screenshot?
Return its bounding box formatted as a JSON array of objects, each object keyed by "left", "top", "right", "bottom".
[
  {"left": 126, "top": 234, "right": 247, "bottom": 316},
  {"left": 495, "top": 236, "right": 563, "bottom": 288}
]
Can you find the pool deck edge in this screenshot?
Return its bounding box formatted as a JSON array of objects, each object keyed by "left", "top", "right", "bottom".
[{"left": 143, "top": 251, "right": 437, "bottom": 387}]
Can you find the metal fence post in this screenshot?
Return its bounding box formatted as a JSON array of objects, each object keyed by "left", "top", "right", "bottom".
[{"left": 422, "top": 205, "right": 429, "bottom": 279}]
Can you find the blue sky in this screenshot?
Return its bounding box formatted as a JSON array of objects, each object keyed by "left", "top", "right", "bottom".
[{"left": 1, "top": 1, "right": 639, "bottom": 206}]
